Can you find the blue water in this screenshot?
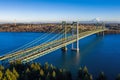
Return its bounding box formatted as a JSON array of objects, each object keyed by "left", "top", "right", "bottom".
[{"left": 0, "top": 32, "right": 120, "bottom": 80}]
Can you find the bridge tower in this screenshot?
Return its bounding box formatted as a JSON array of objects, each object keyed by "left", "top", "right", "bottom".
[
  {"left": 96, "top": 22, "right": 105, "bottom": 36},
  {"left": 71, "top": 22, "right": 79, "bottom": 51},
  {"left": 61, "top": 21, "right": 67, "bottom": 51},
  {"left": 101, "top": 22, "right": 105, "bottom": 36}
]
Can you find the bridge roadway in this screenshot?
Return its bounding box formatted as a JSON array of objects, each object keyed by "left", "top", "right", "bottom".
[{"left": 0, "top": 28, "right": 107, "bottom": 63}]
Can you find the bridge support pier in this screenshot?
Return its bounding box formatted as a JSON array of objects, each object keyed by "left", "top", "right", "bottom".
[
  {"left": 61, "top": 46, "right": 67, "bottom": 52},
  {"left": 71, "top": 22, "right": 79, "bottom": 52},
  {"left": 101, "top": 31, "right": 104, "bottom": 36},
  {"left": 96, "top": 31, "right": 104, "bottom": 36}
]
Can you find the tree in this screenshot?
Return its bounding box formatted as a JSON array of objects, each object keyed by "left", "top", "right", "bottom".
[
  {"left": 83, "top": 66, "right": 88, "bottom": 74},
  {"left": 26, "top": 68, "right": 30, "bottom": 73},
  {"left": 97, "top": 72, "right": 107, "bottom": 80},
  {"left": 116, "top": 74, "right": 120, "bottom": 80},
  {"left": 0, "top": 65, "right": 4, "bottom": 71},
  {"left": 5, "top": 69, "right": 17, "bottom": 80},
  {"left": 45, "top": 62, "right": 49, "bottom": 70},
  {"left": 2, "top": 76, "right": 7, "bottom": 80},
  {"left": 31, "top": 63, "right": 40, "bottom": 71},
  {"left": 90, "top": 75, "right": 93, "bottom": 80},
  {"left": 12, "top": 68, "right": 19, "bottom": 78},
  {"left": 0, "top": 71, "right": 3, "bottom": 80},
  {"left": 78, "top": 67, "right": 83, "bottom": 79},
  {"left": 52, "top": 71, "right": 56, "bottom": 78},
  {"left": 46, "top": 72, "right": 50, "bottom": 80},
  {"left": 40, "top": 69, "right": 44, "bottom": 76},
  {"left": 84, "top": 74, "right": 90, "bottom": 80}
]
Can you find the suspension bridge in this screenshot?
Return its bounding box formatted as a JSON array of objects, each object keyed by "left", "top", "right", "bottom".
[{"left": 0, "top": 21, "right": 108, "bottom": 64}]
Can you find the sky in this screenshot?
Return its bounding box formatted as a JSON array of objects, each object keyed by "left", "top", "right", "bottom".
[{"left": 0, "top": 0, "right": 120, "bottom": 22}]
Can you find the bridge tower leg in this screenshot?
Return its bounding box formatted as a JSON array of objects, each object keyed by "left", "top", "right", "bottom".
[
  {"left": 61, "top": 21, "right": 67, "bottom": 51},
  {"left": 71, "top": 25, "right": 74, "bottom": 49},
  {"left": 71, "top": 22, "right": 79, "bottom": 51},
  {"left": 96, "top": 22, "right": 100, "bottom": 36},
  {"left": 76, "top": 21, "right": 79, "bottom": 51}
]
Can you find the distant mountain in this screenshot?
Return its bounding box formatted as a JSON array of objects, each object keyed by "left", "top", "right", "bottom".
[
  {"left": 91, "top": 18, "right": 101, "bottom": 22},
  {"left": 79, "top": 18, "right": 103, "bottom": 24},
  {"left": 0, "top": 18, "right": 120, "bottom": 24}
]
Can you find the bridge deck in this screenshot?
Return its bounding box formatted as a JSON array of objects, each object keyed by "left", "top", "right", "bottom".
[
  {"left": 20, "top": 29, "right": 107, "bottom": 63},
  {"left": 0, "top": 28, "right": 108, "bottom": 63}
]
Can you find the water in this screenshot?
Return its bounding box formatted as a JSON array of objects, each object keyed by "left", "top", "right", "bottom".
[{"left": 0, "top": 32, "right": 120, "bottom": 80}]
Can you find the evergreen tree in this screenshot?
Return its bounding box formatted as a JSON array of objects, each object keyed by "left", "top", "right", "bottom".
[
  {"left": 5, "top": 69, "right": 17, "bottom": 80},
  {"left": 40, "top": 69, "right": 44, "bottom": 76},
  {"left": 0, "top": 71, "right": 3, "bottom": 80},
  {"left": 12, "top": 68, "right": 19, "bottom": 78},
  {"left": 52, "top": 70, "right": 56, "bottom": 78},
  {"left": 0, "top": 65, "right": 4, "bottom": 71},
  {"left": 78, "top": 67, "right": 83, "bottom": 79},
  {"left": 97, "top": 72, "right": 107, "bottom": 80},
  {"left": 2, "top": 76, "right": 7, "bottom": 80},
  {"left": 45, "top": 62, "right": 49, "bottom": 70},
  {"left": 116, "top": 74, "right": 120, "bottom": 80},
  {"left": 83, "top": 66, "right": 88, "bottom": 74},
  {"left": 90, "top": 75, "right": 93, "bottom": 80},
  {"left": 26, "top": 68, "right": 30, "bottom": 73}
]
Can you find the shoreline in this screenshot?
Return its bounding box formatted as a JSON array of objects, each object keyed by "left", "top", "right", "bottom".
[
  {"left": 104, "top": 30, "right": 120, "bottom": 34},
  {"left": 0, "top": 30, "right": 120, "bottom": 34}
]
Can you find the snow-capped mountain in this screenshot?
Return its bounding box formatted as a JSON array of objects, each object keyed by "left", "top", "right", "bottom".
[{"left": 91, "top": 18, "right": 101, "bottom": 22}]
